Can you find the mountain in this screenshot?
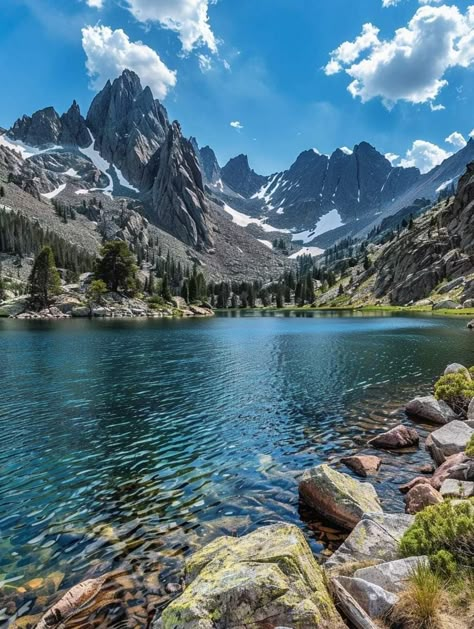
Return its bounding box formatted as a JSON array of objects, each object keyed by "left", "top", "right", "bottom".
[
  {"left": 207, "top": 139, "right": 474, "bottom": 252},
  {"left": 0, "top": 69, "right": 287, "bottom": 284}
]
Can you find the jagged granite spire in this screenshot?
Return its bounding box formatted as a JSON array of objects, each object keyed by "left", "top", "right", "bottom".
[{"left": 151, "top": 122, "right": 214, "bottom": 250}]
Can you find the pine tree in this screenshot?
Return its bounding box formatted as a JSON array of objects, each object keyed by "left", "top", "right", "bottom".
[
  {"left": 0, "top": 186, "right": 5, "bottom": 198},
  {"left": 0, "top": 262, "right": 5, "bottom": 301},
  {"left": 29, "top": 246, "right": 61, "bottom": 309},
  {"left": 95, "top": 240, "right": 137, "bottom": 292},
  {"left": 161, "top": 273, "right": 172, "bottom": 302}
]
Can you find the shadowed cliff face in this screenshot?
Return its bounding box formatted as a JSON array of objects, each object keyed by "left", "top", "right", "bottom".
[
  {"left": 373, "top": 162, "right": 474, "bottom": 305},
  {"left": 151, "top": 122, "right": 214, "bottom": 251}
]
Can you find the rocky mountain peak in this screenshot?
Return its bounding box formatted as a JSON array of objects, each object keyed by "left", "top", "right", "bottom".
[
  {"left": 221, "top": 154, "right": 267, "bottom": 197},
  {"left": 9, "top": 107, "right": 62, "bottom": 147},
  {"left": 199, "top": 145, "right": 221, "bottom": 185},
  {"left": 151, "top": 121, "right": 214, "bottom": 250},
  {"left": 86, "top": 69, "right": 169, "bottom": 189}
]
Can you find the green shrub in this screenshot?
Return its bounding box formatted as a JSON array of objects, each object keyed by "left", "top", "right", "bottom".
[
  {"left": 400, "top": 499, "right": 474, "bottom": 575},
  {"left": 434, "top": 372, "right": 474, "bottom": 416},
  {"left": 466, "top": 434, "right": 474, "bottom": 458}
]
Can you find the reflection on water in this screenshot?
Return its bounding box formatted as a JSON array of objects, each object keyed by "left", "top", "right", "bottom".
[{"left": 0, "top": 312, "right": 472, "bottom": 626}]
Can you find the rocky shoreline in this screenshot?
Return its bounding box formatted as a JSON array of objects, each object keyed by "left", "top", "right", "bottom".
[{"left": 7, "top": 362, "right": 474, "bottom": 628}]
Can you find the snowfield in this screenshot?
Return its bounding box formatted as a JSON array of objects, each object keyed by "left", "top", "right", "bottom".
[
  {"left": 291, "top": 209, "right": 344, "bottom": 243},
  {"left": 0, "top": 133, "right": 62, "bottom": 160},
  {"left": 222, "top": 203, "right": 290, "bottom": 233},
  {"left": 41, "top": 183, "right": 67, "bottom": 199},
  {"left": 289, "top": 246, "right": 325, "bottom": 258}
]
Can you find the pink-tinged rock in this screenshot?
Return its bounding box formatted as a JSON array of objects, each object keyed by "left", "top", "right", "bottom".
[
  {"left": 398, "top": 477, "right": 432, "bottom": 494},
  {"left": 341, "top": 455, "right": 382, "bottom": 478},
  {"left": 368, "top": 425, "right": 419, "bottom": 450},
  {"left": 405, "top": 395, "right": 458, "bottom": 425},
  {"left": 404, "top": 484, "right": 443, "bottom": 515},
  {"left": 430, "top": 452, "right": 468, "bottom": 489}
]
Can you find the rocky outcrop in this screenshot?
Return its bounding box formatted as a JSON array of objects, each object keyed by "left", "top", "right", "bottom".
[
  {"left": 353, "top": 557, "right": 429, "bottom": 594},
  {"left": 157, "top": 523, "right": 345, "bottom": 629},
  {"left": 299, "top": 464, "right": 382, "bottom": 530},
  {"left": 405, "top": 395, "right": 458, "bottom": 424},
  {"left": 86, "top": 69, "right": 169, "bottom": 189},
  {"left": 151, "top": 122, "right": 214, "bottom": 250},
  {"left": 335, "top": 576, "right": 398, "bottom": 620},
  {"left": 199, "top": 145, "right": 221, "bottom": 185},
  {"left": 373, "top": 161, "right": 474, "bottom": 305},
  {"left": 440, "top": 479, "right": 474, "bottom": 498},
  {"left": 326, "top": 513, "right": 414, "bottom": 571},
  {"left": 425, "top": 420, "right": 474, "bottom": 465},
  {"left": 368, "top": 424, "right": 419, "bottom": 449}
]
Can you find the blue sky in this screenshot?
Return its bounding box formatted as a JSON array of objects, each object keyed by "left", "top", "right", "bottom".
[{"left": 1, "top": 0, "right": 473, "bottom": 174}]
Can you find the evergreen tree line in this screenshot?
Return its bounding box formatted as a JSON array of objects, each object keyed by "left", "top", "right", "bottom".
[{"left": 0, "top": 207, "right": 95, "bottom": 273}]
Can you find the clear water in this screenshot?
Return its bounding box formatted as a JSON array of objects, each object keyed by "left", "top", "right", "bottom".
[{"left": 0, "top": 312, "right": 472, "bottom": 626}]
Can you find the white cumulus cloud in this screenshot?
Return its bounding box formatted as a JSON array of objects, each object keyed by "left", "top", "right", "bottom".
[
  {"left": 325, "top": 4, "right": 474, "bottom": 107},
  {"left": 445, "top": 131, "right": 467, "bottom": 149},
  {"left": 81, "top": 25, "right": 177, "bottom": 100},
  {"left": 230, "top": 121, "right": 244, "bottom": 130},
  {"left": 86, "top": 0, "right": 104, "bottom": 8},
  {"left": 382, "top": 0, "right": 401, "bottom": 7},
  {"left": 385, "top": 152, "right": 400, "bottom": 165},
  {"left": 124, "top": 0, "right": 217, "bottom": 53},
  {"left": 399, "top": 140, "right": 451, "bottom": 173}
]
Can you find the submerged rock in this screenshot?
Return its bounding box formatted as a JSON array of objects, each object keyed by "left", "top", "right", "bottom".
[
  {"left": 340, "top": 455, "right": 382, "bottom": 477},
  {"left": 425, "top": 420, "right": 474, "bottom": 465},
  {"left": 404, "top": 484, "right": 443, "bottom": 514},
  {"left": 299, "top": 464, "right": 382, "bottom": 531},
  {"left": 157, "top": 522, "right": 345, "bottom": 629},
  {"left": 405, "top": 395, "right": 458, "bottom": 424},
  {"left": 368, "top": 424, "right": 419, "bottom": 449}
]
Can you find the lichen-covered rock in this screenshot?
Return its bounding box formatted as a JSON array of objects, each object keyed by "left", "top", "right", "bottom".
[
  {"left": 405, "top": 395, "right": 458, "bottom": 424},
  {"left": 326, "top": 513, "right": 414, "bottom": 571},
  {"left": 157, "top": 523, "right": 345, "bottom": 629},
  {"left": 425, "top": 420, "right": 474, "bottom": 465},
  {"left": 368, "top": 424, "right": 419, "bottom": 449},
  {"left": 341, "top": 455, "right": 382, "bottom": 477},
  {"left": 299, "top": 464, "right": 382, "bottom": 531}
]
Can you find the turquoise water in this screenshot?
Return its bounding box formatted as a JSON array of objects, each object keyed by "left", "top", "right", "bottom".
[{"left": 0, "top": 312, "right": 472, "bottom": 625}]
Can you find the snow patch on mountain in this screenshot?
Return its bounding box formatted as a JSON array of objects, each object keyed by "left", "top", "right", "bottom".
[
  {"left": 292, "top": 209, "right": 344, "bottom": 243},
  {"left": 258, "top": 239, "right": 273, "bottom": 249},
  {"left": 0, "top": 133, "right": 62, "bottom": 160},
  {"left": 62, "top": 168, "right": 80, "bottom": 178},
  {"left": 340, "top": 146, "right": 353, "bottom": 155},
  {"left": 435, "top": 178, "right": 455, "bottom": 193},
  {"left": 222, "top": 203, "right": 290, "bottom": 233},
  {"left": 41, "top": 183, "right": 67, "bottom": 199},
  {"left": 289, "top": 246, "right": 325, "bottom": 259},
  {"left": 79, "top": 131, "right": 113, "bottom": 195}
]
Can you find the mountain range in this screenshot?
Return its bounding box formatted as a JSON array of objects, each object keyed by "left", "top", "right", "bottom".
[{"left": 1, "top": 68, "right": 473, "bottom": 281}]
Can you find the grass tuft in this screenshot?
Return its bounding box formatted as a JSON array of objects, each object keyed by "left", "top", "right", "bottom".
[{"left": 391, "top": 562, "right": 444, "bottom": 629}]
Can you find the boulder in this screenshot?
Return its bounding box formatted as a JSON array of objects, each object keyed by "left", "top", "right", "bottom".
[
  {"left": 71, "top": 306, "right": 91, "bottom": 318},
  {"left": 425, "top": 420, "right": 474, "bottom": 465},
  {"left": 433, "top": 299, "right": 459, "bottom": 310},
  {"left": 430, "top": 452, "right": 470, "bottom": 489},
  {"left": 325, "top": 513, "right": 414, "bottom": 571},
  {"left": 157, "top": 523, "right": 345, "bottom": 629},
  {"left": 444, "top": 363, "right": 471, "bottom": 380},
  {"left": 0, "top": 297, "right": 28, "bottom": 317},
  {"left": 353, "top": 557, "right": 429, "bottom": 594},
  {"left": 438, "top": 277, "right": 465, "bottom": 294},
  {"left": 54, "top": 295, "right": 84, "bottom": 314},
  {"left": 299, "top": 464, "right": 382, "bottom": 531},
  {"left": 330, "top": 578, "right": 379, "bottom": 629},
  {"left": 341, "top": 455, "right": 382, "bottom": 477},
  {"left": 405, "top": 395, "right": 458, "bottom": 424},
  {"left": 398, "top": 477, "right": 432, "bottom": 494},
  {"left": 439, "top": 479, "right": 474, "bottom": 498},
  {"left": 404, "top": 484, "right": 443, "bottom": 514},
  {"left": 335, "top": 576, "right": 398, "bottom": 619},
  {"left": 368, "top": 424, "right": 419, "bottom": 449},
  {"left": 468, "top": 320, "right": 474, "bottom": 330}
]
